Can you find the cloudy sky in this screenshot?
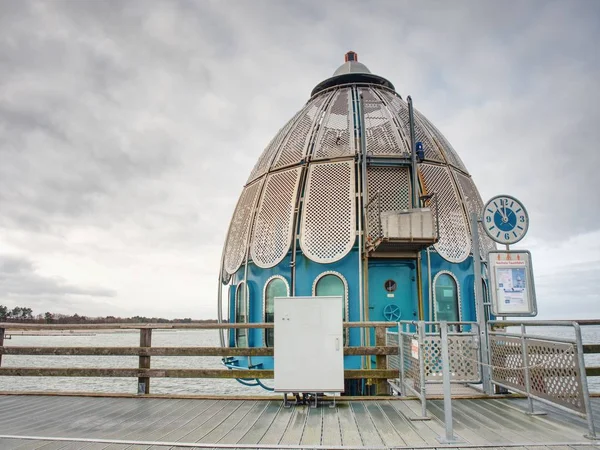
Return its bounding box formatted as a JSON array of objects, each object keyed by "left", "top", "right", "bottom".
[{"left": 1, "top": 0, "right": 598, "bottom": 320}]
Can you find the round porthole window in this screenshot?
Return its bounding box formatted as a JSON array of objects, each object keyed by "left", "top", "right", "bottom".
[{"left": 384, "top": 279, "right": 397, "bottom": 293}]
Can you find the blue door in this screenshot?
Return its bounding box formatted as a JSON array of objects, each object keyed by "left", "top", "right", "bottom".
[{"left": 367, "top": 261, "right": 417, "bottom": 340}]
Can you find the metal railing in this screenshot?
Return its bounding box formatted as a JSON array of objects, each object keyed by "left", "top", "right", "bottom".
[
  {"left": 488, "top": 320, "right": 597, "bottom": 439},
  {"left": 387, "top": 320, "right": 481, "bottom": 420}
]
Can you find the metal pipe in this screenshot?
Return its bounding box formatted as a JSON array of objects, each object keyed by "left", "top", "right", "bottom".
[
  {"left": 407, "top": 96, "right": 418, "bottom": 208},
  {"left": 417, "top": 252, "right": 424, "bottom": 320},
  {"left": 520, "top": 324, "right": 534, "bottom": 414},
  {"left": 427, "top": 247, "right": 433, "bottom": 322},
  {"left": 471, "top": 211, "right": 491, "bottom": 394},
  {"left": 418, "top": 320, "right": 427, "bottom": 418},
  {"left": 358, "top": 92, "right": 369, "bottom": 364}
]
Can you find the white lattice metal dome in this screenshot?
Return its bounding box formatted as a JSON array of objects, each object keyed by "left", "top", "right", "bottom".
[{"left": 221, "top": 53, "right": 495, "bottom": 282}]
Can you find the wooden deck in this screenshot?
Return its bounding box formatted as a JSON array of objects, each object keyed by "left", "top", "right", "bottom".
[{"left": 0, "top": 395, "right": 598, "bottom": 449}]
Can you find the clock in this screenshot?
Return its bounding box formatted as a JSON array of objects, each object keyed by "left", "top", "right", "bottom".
[{"left": 482, "top": 195, "right": 529, "bottom": 245}]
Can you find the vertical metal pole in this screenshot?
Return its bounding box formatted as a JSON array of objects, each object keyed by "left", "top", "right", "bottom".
[
  {"left": 427, "top": 247, "right": 433, "bottom": 321},
  {"left": 216, "top": 277, "right": 225, "bottom": 347},
  {"left": 358, "top": 93, "right": 368, "bottom": 360},
  {"left": 0, "top": 327, "right": 4, "bottom": 367},
  {"left": 138, "top": 328, "right": 152, "bottom": 395},
  {"left": 359, "top": 94, "right": 369, "bottom": 248},
  {"left": 574, "top": 322, "right": 597, "bottom": 439},
  {"left": 418, "top": 321, "right": 427, "bottom": 418},
  {"left": 408, "top": 96, "right": 418, "bottom": 208},
  {"left": 438, "top": 321, "right": 458, "bottom": 443},
  {"left": 471, "top": 212, "right": 491, "bottom": 393},
  {"left": 520, "top": 324, "right": 534, "bottom": 414},
  {"left": 399, "top": 326, "right": 405, "bottom": 395}
]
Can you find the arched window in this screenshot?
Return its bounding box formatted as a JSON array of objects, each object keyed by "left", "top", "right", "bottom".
[
  {"left": 433, "top": 272, "right": 461, "bottom": 322},
  {"left": 235, "top": 282, "right": 249, "bottom": 347},
  {"left": 264, "top": 276, "right": 289, "bottom": 347},
  {"left": 313, "top": 272, "right": 348, "bottom": 344}
]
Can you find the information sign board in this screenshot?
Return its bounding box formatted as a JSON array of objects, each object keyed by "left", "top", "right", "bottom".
[{"left": 488, "top": 250, "right": 537, "bottom": 317}]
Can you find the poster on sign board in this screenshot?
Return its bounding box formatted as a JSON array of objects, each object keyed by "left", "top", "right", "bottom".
[
  {"left": 488, "top": 250, "right": 537, "bottom": 316},
  {"left": 411, "top": 339, "right": 419, "bottom": 359}
]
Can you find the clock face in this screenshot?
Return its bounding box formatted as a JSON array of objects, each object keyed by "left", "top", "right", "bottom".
[{"left": 483, "top": 195, "right": 529, "bottom": 244}]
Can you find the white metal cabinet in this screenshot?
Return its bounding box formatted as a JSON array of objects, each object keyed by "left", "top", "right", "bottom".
[{"left": 274, "top": 296, "right": 344, "bottom": 393}]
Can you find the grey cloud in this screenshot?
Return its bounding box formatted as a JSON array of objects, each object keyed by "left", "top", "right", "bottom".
[
  {"left": 0, "top": 255, "right": 116, "bottom": 298},
  {"left": 535, "top": 261, "right": 600, "bottom": 319},
  {"left": 0, "top": 0, "right": 598, "bottom": 318}
]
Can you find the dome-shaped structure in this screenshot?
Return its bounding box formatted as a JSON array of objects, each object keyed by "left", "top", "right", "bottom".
[{"left": 219, "top": 53, "right": 495, "bottom": 388}]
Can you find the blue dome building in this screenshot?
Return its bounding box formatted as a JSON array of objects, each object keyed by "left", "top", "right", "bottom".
[{"left": 218, "top": 52, "right": 495, "bottom": 392}]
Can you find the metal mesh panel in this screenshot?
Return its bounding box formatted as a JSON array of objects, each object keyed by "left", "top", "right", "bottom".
[
  {"left": 223, "top": 181, "right": 262, "bottom": 275},
  {"left": 526, "top": 338, "right": 585, "bottom": 412},
  {"left": 394, "top": 103, "right": 444, "bottom": 163},
  {"left": 386, "top": 331, "right": 400, "bottom": 373},
  {"left": 250, "top": 168, "right": 302, "bottom": 268},
  {"left": 246, "top": 112, "right": 300, "bottom": 183},
  {"left": 422, "top": 335, "right": 481, "bottom": 382},
  {"left": 417, "top": 112, "right": 468, "bottom": 172},
  {"left": 300, "top": 160, "right": 356, "bottom": 263},
  {"left": 272, "top": 92, "right": 332, "bottom": 169},
  {"left": 453, "top": 170, "right": 497, "bottom": 258},
  {"left": 490, "top": 335, "right": 525, "bottom": 391},
  {"left": 312, "top": 88, "right": 355, "bottom": 160},
  {"left": 419, "top": 164, "right": 471, "bottom": 262},
  {"left": 371, "top": 89, "right": 411, "bottom": 148},
  {"left": 359, "top": 87, "right": 408, "bottom": 156},
  {"left": 401, "top": 333, "right": 421, "bottom": 392},
  {"left": 366, "top": 167, "right": 411, "bottom": 240},
  {"left": 490, "top": 335, "right": 586, "bottom": 414}
]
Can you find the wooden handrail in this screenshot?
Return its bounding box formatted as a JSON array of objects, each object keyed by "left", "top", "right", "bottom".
[
  {"left": 0, "top": 345, "right": 398, "bottom": 357},
  {"left": 0, "top": 323, "right": 399, "bottom": 394},
  {"left": 0, "top": 367, "right": 398, "bottom": 379},
  {"left": 0, "top": 321, "right": 397, "bottom": 330}
]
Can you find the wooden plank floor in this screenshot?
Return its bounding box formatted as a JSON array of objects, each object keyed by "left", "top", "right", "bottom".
[{"left": 0, "top": 395, "right": 598, "bottom": 449}]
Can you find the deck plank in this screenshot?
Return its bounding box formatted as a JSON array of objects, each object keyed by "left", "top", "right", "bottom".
[
  {"left": 277, "top": 405, "right": 308, "bottom": 445},
  {"left": 336, "top": 403, "right": 362, "bottom": 447},
  {"left": 299, "top": 406, "right": 322, "bottom": 446},
  {"left": 212, "top": 401, "right": 269, "bottom": 446},
  {"left": 320, "top": 405, "right": 342, "bottom": 447},
  {"left": 236, "top": 400, "right": 281, "bottom": 445},
  {"left": 364, "top": 402, "right": 404, "bottom": 447},
  {"left": 122, "top": 400, "right": 215, "bottom": 450},
  {"left": 389, "top": 399, "right": 450, "bottom": 446},
  {"left": 142, "top": 400, "right": 220, "bottom": 447},
  {"left": 474, "top": 399, "right": 585, "bottom": 442},
  {"left": 195, "top": 401, "right": 257, "bottom": 445},
  {"left": 349, "top": 402, "right": 384, "bottom": 447},
  {"left": 18, "top": 398, "right": 144, "bottom": 450},
  {"left": 85, "top": 399, "right": 189, "bottom": 450},
  {"left": 378, "top": 401, "right": 427, "bottom": 446},
  {"left": 256, "top": 403, "right": 294, "bottom": 446},
  {"left": 0, "top": 395, "right": 597, "bottom": 449},
  {"left": 170, "top": 400, "right": 243, "bottom": 443}
]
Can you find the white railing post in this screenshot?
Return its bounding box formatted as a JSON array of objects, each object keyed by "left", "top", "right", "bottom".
[{"left": 437, "top": 321, "right": 461, "bottom": 444}]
